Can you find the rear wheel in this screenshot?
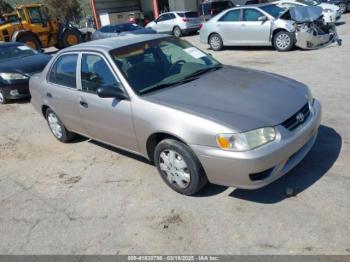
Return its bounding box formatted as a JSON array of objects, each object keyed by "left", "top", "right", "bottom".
[
  {"left": 338, "top": 3, "right": 346, "bottom": 14},
  {"left": 61, "top": 29, "right": 82, "bottom": 48},
  {"left": 0, "top": 90, "right": 8, "bottom": 104},
  {"left": 273, "top": 31, "right": 294, "bottom": 52},
  {"left": 154, "top": 139, "right": 208, "bottom": 195},
  {"left": 17, "top": 34, "right": 41, "bottom": 50},
  {"left": 46, "top": 108, "right": 75, "bottom": 142},
  {"left": 173, "top": 26, "right": 182, "bottom": 38},
  {"left": 209, "top": 33, "right": 223, "bottom": 51}
]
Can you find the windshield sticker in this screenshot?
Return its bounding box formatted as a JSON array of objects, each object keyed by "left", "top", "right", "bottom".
[
  {"left": 18, "top": 46, "right": 31, "bottom": 51},
  {"left": 184, "top": 47, "right": 207, "bottom": 59}
]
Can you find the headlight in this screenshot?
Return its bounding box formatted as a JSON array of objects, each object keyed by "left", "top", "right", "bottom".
[
  {"left": 0, "top": 73, "right": 28, "bottom": 80},
  {"left": 307, "top": 88, "right": 314, "bottom": 105},
  {"left": 216, "top": 127, "right": 276, "bottom": 152}
]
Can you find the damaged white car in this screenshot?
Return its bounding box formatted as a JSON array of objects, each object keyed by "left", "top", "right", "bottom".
[{"left": 199, "top": 3, "right": 342, "bottom": 51}]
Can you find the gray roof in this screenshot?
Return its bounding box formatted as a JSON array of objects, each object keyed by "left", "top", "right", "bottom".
[{"left": 61, "top": 34, "right": 169, "bottom": 53}]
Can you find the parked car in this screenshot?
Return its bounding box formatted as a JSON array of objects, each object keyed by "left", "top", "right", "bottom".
[
  {"left": 274, "top": 0, "right": 341, "bottom": 23},
  {"left": 0, "top": 42, "right": 51, "bottom": 104},
  {"left": 199, "top": 0, "right": 235, "bottom": 21},
  {"left": 92, "top": 23, "right": 156, "bottom": 40},
  {"left": 30, "top": 34, "right": 321, "bottom": 195},
  {"left": 146, "top": 11, "right": 202, "bottom": 37},
  {"left": 320, "top": 0, "right": 350, "bottom": 14},
  {"left": 200, "top": 4, "right": 341, "bottom": 51}
]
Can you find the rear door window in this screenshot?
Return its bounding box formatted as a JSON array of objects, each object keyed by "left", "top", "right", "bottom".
[
  {"left": 243, "top": 9, "right": 264, "bottom": 21},
  {"left": 48, "top": 54, "right": 78, "bottom": 88},
  {"left": 219, "top": 9, "right": 241, "bottom": 21}
]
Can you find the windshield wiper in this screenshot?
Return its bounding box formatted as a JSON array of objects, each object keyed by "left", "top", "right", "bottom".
[{"left": 182, "top": 65, "right": 222, "bottom": 80}]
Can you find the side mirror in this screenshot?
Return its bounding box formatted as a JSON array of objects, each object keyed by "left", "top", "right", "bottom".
[
  {"left": 97, "top": 86, "right": 128, "bottom": 100},
  {"left": 258, "top": 15, "right": 268, "bottom": 22}
]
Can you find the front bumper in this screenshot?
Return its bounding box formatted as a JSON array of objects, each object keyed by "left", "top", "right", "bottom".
[
  {"left": 0, "top": 80, "right": 30, "bottom": 100},
  {"left": 191, "top": 100, "right": 322, "bottom": 189}
]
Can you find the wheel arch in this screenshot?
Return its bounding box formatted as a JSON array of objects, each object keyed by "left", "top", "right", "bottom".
[
  {"left": 41, "top": 104, "right": 50, "bottom": 118},
  {"left": 146, "top": 132, "right": 189, "bottom": 162}
]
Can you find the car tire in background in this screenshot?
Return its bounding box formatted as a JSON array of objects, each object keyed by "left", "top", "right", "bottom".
[
  {"left": 154, "top": 139, "right": 208, "bottom": 195},
  {"left": 209, "top": 33, "right": 223, "bottom": 51},
  {"left": 173, "top": 26, "right": 182, "bottom": 38},
  {"left": 61, "top": 29, "right": 82, "bottom": 48},
  {"left": 0, "top": 90, "right": 8, "bottom": 104},
  {"left": 17, "top": 34, "right": 41, "bottom": 50},
  {"left": 46, "top": 108, "right": 75, "bottom": 143},
  {"left": 273, "top": 31, "right": 294, "bottom": 52},
  {"left": 338, "top": 3, "right": 347, "bottom": 14}
]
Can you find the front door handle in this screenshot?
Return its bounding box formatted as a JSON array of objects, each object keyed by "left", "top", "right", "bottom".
[{"left": 79, "top": 100, "right": 88, "bottom": 108}]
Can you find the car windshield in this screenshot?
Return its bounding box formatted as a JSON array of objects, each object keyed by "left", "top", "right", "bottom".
[
  {"left": 0, "top": 45, "right": 38, "bottom": 62},
  {"left": 296, "top": 0, "right": 320, "bottom": 5},
  {"left": 110, "top": 37, "right": 221, "bottom": 95},
  {"left": 260, "top": 4, "right": 286, "bottom": 18}
]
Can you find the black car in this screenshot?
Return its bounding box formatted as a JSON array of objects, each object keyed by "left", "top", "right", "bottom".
[
  {"left": 0, "top": 42, "right": 52, "bottom": 104},
  {"left": 198, "top": 0, "right": 235, "bottom": 21},
  {"left": 320, "top": 0, "right": 350, "bottom": 13},
  {"left": 92, "top": 23, "right": 157, "bottom": 40}
]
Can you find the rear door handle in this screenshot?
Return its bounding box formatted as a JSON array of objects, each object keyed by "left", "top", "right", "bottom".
[
  {"left": 46, "top": 92, "right": 52, "bottom": 98},
  {"left": 79, "top": 100, "right": 88, "bottom": 108}
]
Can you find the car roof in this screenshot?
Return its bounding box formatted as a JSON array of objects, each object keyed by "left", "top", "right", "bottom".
[
  {"left": 0, "top": 42, "right": 23, "bottom": 48},
  {"left": 61, "top": 34, "right": 170, "bottom": 53}
]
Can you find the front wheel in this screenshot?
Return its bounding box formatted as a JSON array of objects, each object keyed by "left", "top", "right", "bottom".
[
  {"left": 61, "top": 29, "right": 82, "bottom": 48},
  {"left": 46, "top": 108, "right": 75, "bottom": 142},
  {"left": 338, "top": 3, "right": 347, "bottom": 14},
  {"left": 209, "top": 33, "right": 223, "bottom": 51},
  {"left": 154, "top": 139, "right": 208, "bottom": 195},
  {"left": 273, "top": 31, "right": 294, "bottom": 52}
]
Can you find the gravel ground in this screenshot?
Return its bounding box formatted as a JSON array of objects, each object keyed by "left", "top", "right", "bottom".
[{"left": 0, "top": 15, "right": 349, "bottom": 255}]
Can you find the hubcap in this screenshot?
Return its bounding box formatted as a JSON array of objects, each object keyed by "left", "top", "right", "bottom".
[
  {"left": 67, "top": 34, "right": 78, "bottom": 45},
  {"left": 48, "top": 113, "right": 63, "bottom": 139},
  {"left": 159, "top": 150, "right": 190, "bottom": 189},
  {"left": 276, "top": 33, "right": 291, "bottom": 49},
  {"left": 0, "top": 92, "right": 4, "bottom": 103},
  {"left": 210, "top": 36, "right": 221, "bottom": 50},
  {"left": 339, "top": 4, "right": 346, "bottom": 13},
  {"left": 174, "top": 28, "right": 181, "bottom": 37}
]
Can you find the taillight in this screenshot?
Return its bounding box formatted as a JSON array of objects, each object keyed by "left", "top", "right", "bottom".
[
  {"left": 182, "top": 18, "right": 190, "bottom": 22},
  {"left": 199, "top": 23, "right": 203, "bottom": 30}
]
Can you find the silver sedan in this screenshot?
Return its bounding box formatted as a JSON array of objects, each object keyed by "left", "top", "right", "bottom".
[
  {"left": 29, "top": 34, "right": 321, "bottom": 195},
  {"left": 200, "top": 3, "right": 339, "bottom": 51}
]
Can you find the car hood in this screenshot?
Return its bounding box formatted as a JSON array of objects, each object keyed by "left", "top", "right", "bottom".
[
  {"left": 144, "top": 66, "right": 309, "bottom": 132},
  {"left": 289, "top": 6, "right": 324, "bottom": 22},
  {"left": 0, "top": 53, "right": 52, "bottom": 75}
]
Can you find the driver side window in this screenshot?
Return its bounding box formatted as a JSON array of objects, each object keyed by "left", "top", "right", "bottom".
[
  {"left": 81, "top": 54, "right": 121, "bottom": 93},
  {"left": 243, "top": 9, "right": 264, "bottom": 21}
]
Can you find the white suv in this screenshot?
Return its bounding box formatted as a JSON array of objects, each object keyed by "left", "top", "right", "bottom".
[{"left": 146, "top": 11, "right": 202, "bottom": 37}]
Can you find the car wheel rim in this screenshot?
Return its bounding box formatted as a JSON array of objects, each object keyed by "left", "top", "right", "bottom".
[
  {"left": 0, "top": 92, "right": 4, "bottom": 103},
  {"left": 159, "top": 149, "right": 191, "bottom": 189},
  {"left": 210, "top": 36, "right": 221, "bottom": 50},
  {"left": 48, "top": 113, "right": 63, "bottom": 139},
  {"left": 339, "top": 4, "right": 346, "bottom": 13},
  {"left": 276, "top": 33, "right": 290, "bottom": 49},
  {"left": 174, "top": 28, "right": 180, "bottom": 37}
]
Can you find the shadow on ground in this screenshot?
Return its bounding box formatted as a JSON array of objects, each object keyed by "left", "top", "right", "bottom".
[{"left": 229, "top": 125, "right": 342, "bottom": 203}]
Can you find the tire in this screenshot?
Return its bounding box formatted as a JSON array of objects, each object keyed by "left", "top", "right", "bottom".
[
  {"left": 61, "top": 29, "right": 82, "bottom": 48},
  {"left": 17, "top": 34, "right": 41, "bottom": 50},
  {"left": 273, "top": 31, "right": 294, "bottom": 52},
  {"left": 338, "top": 3, "right": 346, "bottom": 14},
  {"left": 0, "top": 90, "right": 8, "bottom": 104},
  {"left": 209, "top": 33, "right": 223, "bottom": 51},
  {"left": 173, "top": 26, "right": 182, "bottom": 38},
  {"left": 154, "top": 139, "right": 208, "bottom": 195},
  {"left": 46, "top": 108, "right": 75, "bottom": 143}
]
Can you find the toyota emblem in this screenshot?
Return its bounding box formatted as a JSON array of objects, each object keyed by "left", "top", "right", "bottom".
[{"left": 296, "top": 112, "right": 305, "bottom": 123}]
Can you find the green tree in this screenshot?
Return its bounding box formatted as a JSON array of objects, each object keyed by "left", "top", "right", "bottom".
[
  {"left": 0, "top": 0, "right": 14, "bottom": 13},
  {"left": 46, "top": 0, "right": 82, "bottom": 23}
]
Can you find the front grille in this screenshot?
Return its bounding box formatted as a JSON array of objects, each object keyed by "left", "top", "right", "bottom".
[{"left": 282, "top": 103, "right": 310, "bottom": 131}]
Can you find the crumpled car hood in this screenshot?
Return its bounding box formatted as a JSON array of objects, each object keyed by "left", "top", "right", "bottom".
[
  {"left": 289, "top": 6, "right": 324, "bottom": 22},
  {"left": 144, "top": 66, "right": 308, "bottom": 132}
]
